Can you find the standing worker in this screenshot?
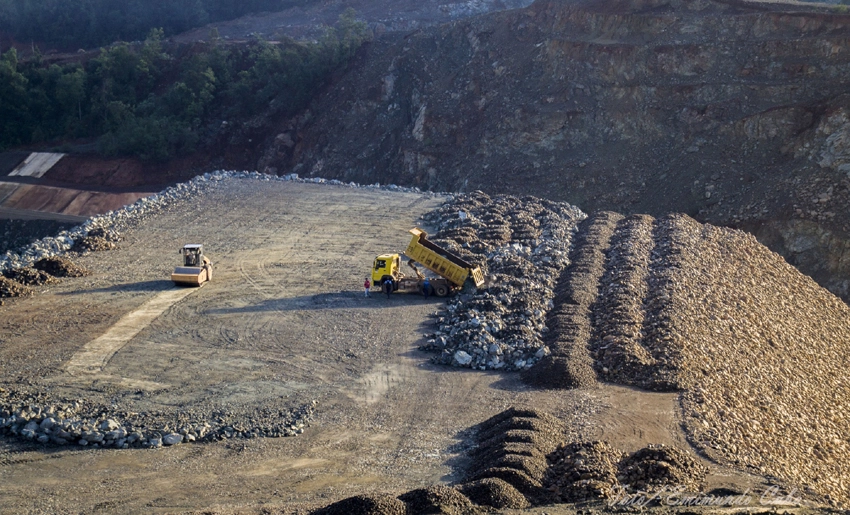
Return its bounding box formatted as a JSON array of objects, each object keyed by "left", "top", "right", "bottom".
[
  {"left": 364, "top": 277, "right": 371, "bottom": 297},
  {"left": 383, "top": 278, "right": 393, "bottom": 299},
  {"left": 422, "top": 277, "right": 431, "bottom": 298}
]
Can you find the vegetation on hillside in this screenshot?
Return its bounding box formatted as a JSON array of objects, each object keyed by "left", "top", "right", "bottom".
[
  {"left": 0, "top": 0, "right": 320, "bottom": 50},
  {"left": 0, "top": 10, "right": 370, "bottom": 161}
]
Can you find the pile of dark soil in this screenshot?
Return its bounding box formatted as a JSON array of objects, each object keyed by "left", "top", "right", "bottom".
[
  {"left": 544, "top": 441, "right": 623, "bottom": 502},
  {"left": 462, "top": 408, "right": 566, "bottom": 503},
  {"left": 617, "top": 444, "right": 707, "bottom": 494},
  {"left": 398, "top": 485, "right": 481, "bottom": 514},
  {"left": 0, "top": 277, "right": 33, "bottom": 298},
  {"left": 457, "top": 478, "right": 529, "bottom": 509},
  {"left": 73, "top": 227, "right": 121, "bottom": 252},
  {"left": 33, "top": 256, "right": 91, "bottom": 278},
  {"left": 310, "top": 493, "right": 408, "bottom": 515},
  {"left": 3, "top": 267, "right": 58, "bottom": 287},
  {"left": 543, "top": 441, "right": 707, "bottom": 501}
]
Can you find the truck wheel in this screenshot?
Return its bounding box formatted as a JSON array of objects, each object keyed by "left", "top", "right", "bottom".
[{"left": 435, "top": 285, "right": 449, "bottom": 297}]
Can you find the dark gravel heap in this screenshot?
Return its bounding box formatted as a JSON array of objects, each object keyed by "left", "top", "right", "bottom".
[
  {"left": 462, "top": 408, "right": 566, "bottom": 502},
  {"left": 310, "top": 494, "right": 409, "bottom": 515},
  {"left": 2, "top": 267, "right": 58, "bottom": 287},
  {"left": 33, "top": 256, "right": 91, "bottom": 278},
  {"left": 0, "top": 277, "right": 33, "bottom": 298},
  {"left": 617, "top": 444, "right": 707, "bottom": 494},
  {"left": 457, "top": 478, "right": 530, "bottom": 509},
  {"left": 398, "top": 485, "right": 481, "bottom": 515},
  {"left": 544, "top": 441, "right": 623, "bottom": 502},
  {"left": 73, "top": 227, "right": 121, "bottom": 252},
  {"left": 543, "top": 441, "right": 707, "bottom": 501}
]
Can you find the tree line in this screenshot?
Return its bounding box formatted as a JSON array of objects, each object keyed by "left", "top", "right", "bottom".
[
  {"left": 0, "top": 0, "right": 319, "bottom": 50},
  {"left": 0, "top": 11, "right": 370, "bottom": 161}
]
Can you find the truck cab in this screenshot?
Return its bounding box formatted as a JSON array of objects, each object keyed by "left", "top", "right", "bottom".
[{"left": 372, "top": 253, "right": 401, "bottom": 287}]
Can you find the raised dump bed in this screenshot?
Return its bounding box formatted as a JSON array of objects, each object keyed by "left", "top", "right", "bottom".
[{"left": 405, "top": 228, "right": 484, "bottom": 288}]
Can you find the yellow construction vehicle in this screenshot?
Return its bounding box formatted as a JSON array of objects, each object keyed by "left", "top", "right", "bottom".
[
  {"left": 372, "top": 228, "right": 484, "bottom": 297},
  {"left": 171, "top": 244, "right": 212, "bottom": 286}
]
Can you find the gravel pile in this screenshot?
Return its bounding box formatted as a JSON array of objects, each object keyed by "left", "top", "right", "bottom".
[
  {"left": 311, "top": 494, "right": 409, "bottom": 515},
  {"left": 0, "top": 277, "right": 33, "bottom": 298},
  {"left": 2, "top": 266, "right": 58, "bottom": 287},
  {"left": 617, "top": 444, "right": 707, "bottom": 494},
  {"left": 72, "top": 227, "right": 121, "bottom": 252},
  {"left": 544, "top": 441, "right": 623, "bottom": 502},
  {"left": 32, "top": 256, "right": 91, "bottom": 278},
  {"left": 462, "top": 408, "right": 567, "bottom": 503},
  {"left": 544, "top": 441, "right": 706, "bottom": 502},
  {"left": 420, "top": 191, "right": 585, "bottom": 371},
  {"left": 660, "top": 214, "right": 850, "bottom": 505},
  {"left": 398, "top": 485, "right": 481, "bottom": 515},
  {"left": 0, "top": 388, "right": 316, "bottom": 449},
  {"left": 522, "top": 212, "right": 622, "bottom": 389},
  {"left": 456, "top": 478, "right": 529, "bottom": 509}
]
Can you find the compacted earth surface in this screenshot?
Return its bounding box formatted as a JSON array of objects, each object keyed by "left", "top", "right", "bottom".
[{"left": 0, "top": 177, "right": 848, "bottom": 514}]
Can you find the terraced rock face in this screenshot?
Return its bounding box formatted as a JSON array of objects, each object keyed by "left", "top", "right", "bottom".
[{"left": 263, "top": 0, "right": 850, "bottom": 302}]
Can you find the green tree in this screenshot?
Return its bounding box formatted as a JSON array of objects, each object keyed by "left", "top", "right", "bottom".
[{"left": 0, "top": 49, "right": 32, "bottom": 148}]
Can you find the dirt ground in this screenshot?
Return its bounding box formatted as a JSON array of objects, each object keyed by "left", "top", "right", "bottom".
[{"left": 0, "top": 180, "right": 769, "bottom": 514}]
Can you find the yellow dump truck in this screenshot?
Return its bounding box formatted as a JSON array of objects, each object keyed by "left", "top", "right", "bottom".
[{"left": 372, "top": 228, "right": 484, "bottom": 297}]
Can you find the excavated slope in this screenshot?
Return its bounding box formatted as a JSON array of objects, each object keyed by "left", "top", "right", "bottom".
[{"left": 261, "top": 0, "right": 850, "bottom": 301}]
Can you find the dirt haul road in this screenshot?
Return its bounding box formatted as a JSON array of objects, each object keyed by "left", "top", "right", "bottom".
[{"left": 0, "top": 180, "right": 762, "bottom": 514}]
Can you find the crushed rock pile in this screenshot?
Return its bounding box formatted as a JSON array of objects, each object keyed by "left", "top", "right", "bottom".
[
  {"left": 526, "top": 210, "right": 850, "bottom": 504},
  {"left": 662, "top": 214, "right": 850, "bottom": 505},
  {"left": 398, "top": 485, "right": 482, "bottom": 515},
  {"left": 544, "top": 442, "right": 706, "bottom": 502},
  {"left": 421, "top": 191, "right": 585, "bottom": 371},
  {"left": 72, "top": 227, "right": 121, "bottom": 252},
  {"left": 32, "top": 256, "right": 91, "bottom": 277},
  {"left": 0, "top": 388, "right": 316, "bottom": 449},
  {"left": 617, "top": 444, "right": 707, "bottom": 494},
  {"left": 544, "top": 441, "right": 623, "bottom": 501},
  {"left": 2, "top": 267, "right": 57, "bottom": 287},
  {"left": 457, "top": 478, "right": 529, "bottom": 510},
  {"left": 459, "top": 407, "right": 567, "bottom": 504},
  {"left": 311, "top": 494, "right": 409, "bottom": 515},
  {"left": 0, "top": 277, "right": 33, "bottom": 298}
]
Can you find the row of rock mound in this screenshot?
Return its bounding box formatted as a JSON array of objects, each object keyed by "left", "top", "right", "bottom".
[
  {"left": 417, "top": 192, "right": 850, "bottom": 506},
  {"left": 313, "top": 408, "right": 707, "bottom": 514}
]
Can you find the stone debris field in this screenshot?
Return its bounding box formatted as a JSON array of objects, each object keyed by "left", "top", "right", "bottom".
[{"left": 0, "top": 173, "right": 848, "bottom": 514}]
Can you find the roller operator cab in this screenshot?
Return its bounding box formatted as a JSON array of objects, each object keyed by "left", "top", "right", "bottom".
[{"left": 171, "top": 244, "right": 213, "bottom": 286}]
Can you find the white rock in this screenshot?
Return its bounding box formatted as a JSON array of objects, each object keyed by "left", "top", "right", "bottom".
[{"left": 453, "top": 350, "right": 473, "bottom": 366}]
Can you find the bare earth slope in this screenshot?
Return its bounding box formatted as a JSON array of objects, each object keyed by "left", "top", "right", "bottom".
[{"left": 260, "top": 0, "right": 850, "bottom": 302}]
